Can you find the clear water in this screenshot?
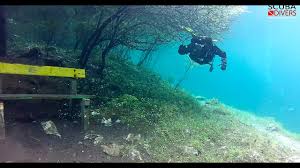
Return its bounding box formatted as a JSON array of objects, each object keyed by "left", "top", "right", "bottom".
[
  {"left": 143, "top": 6, "right": 300, "bottom": 133},
  {"left": 2, "top": 5, "right": 300, "bottom": 162}
]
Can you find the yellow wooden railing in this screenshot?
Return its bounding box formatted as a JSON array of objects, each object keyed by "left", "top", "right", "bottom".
[{"left": 0, "top": 62, "right": 85, "bottom": 78}]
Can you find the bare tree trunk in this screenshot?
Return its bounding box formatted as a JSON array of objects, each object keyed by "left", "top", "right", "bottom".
[
  {"left": 99, "top": 41, "right": 114, "bottom": 78},
  {"left": 0, "top": 6, "right": 7, "bottom": 57},
  {"left": 79, "top": 6, "right": 127, "bottom": 68},
  {"left": 137, "top": 38, "right": 158, "bottom": 67},
  {"left": 174, "top": 62, "right": 193, "bottom": 89},
  {"left": 73, "top": 38, "right": 81, "bottom": 51}
]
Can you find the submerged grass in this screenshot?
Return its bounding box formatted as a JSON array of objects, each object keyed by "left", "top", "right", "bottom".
[
  {"left": 147, "top": 103, "right": 294, "bottom": 162},
  {"left": 7, "top": 43, "right": 300, "bottom": 162},
  {"left": 89, "top": 54, "right": 299, "bottom": 162}
]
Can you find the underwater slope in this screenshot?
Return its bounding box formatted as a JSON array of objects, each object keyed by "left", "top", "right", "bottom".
[
  {"left": 4, "top": 44, "right": 300, "bottom": 162},
  {"left": 77, "top": 46, "right": 300, "bottom": 162}
]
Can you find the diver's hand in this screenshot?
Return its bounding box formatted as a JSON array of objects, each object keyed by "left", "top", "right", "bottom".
[
  {"left": 220, "top": 57, "right": 227, "bottom": 71},
  {"left": 221, "top": 64, "right": 226, "bottom": 71},
  {"left": 218, "top": 63, "right": 226, "bottom": 71}
]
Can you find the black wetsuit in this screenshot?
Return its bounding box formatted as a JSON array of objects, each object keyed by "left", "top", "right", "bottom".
[{"left": 186, "top": 36, "right": 227, "bottom": 71}]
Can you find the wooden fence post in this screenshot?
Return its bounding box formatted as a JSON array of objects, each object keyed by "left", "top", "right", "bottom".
[
  {"left": 0, "top": 101, "right": 5, "bottom": 139},
  {"left": 81, "top": 98, "right": 90, "bottom": 132},
  {"left": 69, "top": 79, "right": 77, "bottom": 112},
  {"left": 0, "top": 75, "right": 2, "bottom": 94},
  {"left": 0, "top": 75, "right": 4, "bottom": 139}
]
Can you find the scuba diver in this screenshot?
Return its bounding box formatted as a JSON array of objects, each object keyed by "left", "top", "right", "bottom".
[{"left": 178, "top": 35, "right": 227, "bottom": 72}]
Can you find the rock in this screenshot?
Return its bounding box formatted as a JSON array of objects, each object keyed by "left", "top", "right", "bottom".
[
  {"left": 125, "top": 133, "right": 141, "bottom": 143},
  {"left": 115, "top": 119, "right": 121, "bottom": 123},
  {"left": 128, "top": 148, "right": 143, "bottom": 161},
  {"left": 40, "top": 120, "right": 61, "bottom": 138},
  {"left": 183, "top": 146, "right": 199, "bottom": 156},
  {"left": 84, "top": 133, "right": 101, "bottom": 140},
  {"left": 249, "top": 150, "right": 262, "bottom": 161},
  {"left": 93, "top": 136, "right": 104, "bottom": 146},
  {"left": 125, "top": 133, "right": 135, "bottom": 142},
  {"left": 194, "top": 95, "right": 206, "bottom": 101},
  {"left": 134, "top": 134, "right": 141, "bottom": 141},
  {"left": 219, "top": 146, "right": 227, "bottom": 150},
  {"left": 266, "top": 124, "right": 279, "bottom": 132},
  {"left": 205, "top": 98, "right": 219, "bottom": 105},
  {"left": 101, "top": 143, "right": 124, "bottom": 157},
  {"left": 84, "top": 133, "right": 104, "bottom": 145},
  {"left": 198, "top": 101, "right": 206, "bottom": 106},
  {"left": 91, "top": 111, "right": 100, "bottom": 116},
  {"left": 101, "top": 118, "right": 112, "bottom": 127},
  {"left": 185, "top": 129, "right": 191, "bottom": 136}
]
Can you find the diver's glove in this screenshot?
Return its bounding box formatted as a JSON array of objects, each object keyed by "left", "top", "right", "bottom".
[
  {"left": 220, "top": 58, "right": 227, "bottom": 71},
  {"left": 220, "top": 52, "right": 227, "bottom": 71}
]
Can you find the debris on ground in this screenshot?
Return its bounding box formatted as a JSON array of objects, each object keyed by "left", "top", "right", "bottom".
[
  {"left": 219, "top": 146, "right": 227, "bottom": 150},
  {"left": 93, "top": 136, "right": 104, "bottom": 146},
  {"left": 266, "top": 124, "right": 279, "bottom": 132},
  {"left": 101, "top": 143, "right": 124, "bottom": 157},
  {"left": 101, "top": 118, "right": 112, "bottom": 127},
  {"left": 183, "top": 146, "right": 200, "bottom": 156},
  {"left": 194, "top": 95, "right": 206, "bottom": 101},
  {"left": 91, "top": 111, "right": 101, "bottom": 116},
  {"left": 125, "top": 133, "right": 141, "bottom": 143},
  {"left": 127, "top": 148, "right": 143, "bottom": 161},
  {"left": 83, "top": 133, "right": 104, "bottom": 146},
  {"left": 40, "top": 120, "right": 61, "bottom": 138},
  {"left": 194, "top": 96, "right": 207, "bottom": 105},
  {"left": 205, "top": 98, "right": 220, "bottom": 106},
  {"left": 84, "top": 133, "right": 101, "bottom": 140}
]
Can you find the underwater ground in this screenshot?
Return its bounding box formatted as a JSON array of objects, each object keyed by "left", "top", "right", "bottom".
[{"left": 1, "top": 43, "right": 300, "bottom": 163}]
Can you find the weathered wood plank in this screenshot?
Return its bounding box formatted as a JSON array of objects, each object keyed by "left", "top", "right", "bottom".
[
  {"left": 70, "top": 80, "right": 77, "bottom": 95},
  {"left": 81, "top": 98, "right": 90, "bottom": 131},
  {"left": 0, "top": 101, "right": 5, "bottom": 139},
  {"left": 69, "top": 80, "right": 77, "bottom": 111},
  {"left": 0, "top": 94, "right": 95, "bottom": 100}
]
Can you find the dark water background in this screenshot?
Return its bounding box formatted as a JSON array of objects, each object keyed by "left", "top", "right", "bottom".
[{"left": 132, "top": 6, "right": 300, "bottom": 133}]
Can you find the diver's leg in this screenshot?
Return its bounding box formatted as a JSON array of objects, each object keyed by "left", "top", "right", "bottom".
[
  {"left": 213, "top": 46, "right": 226, "bottom": 58},
  {"left": 213, "top": 46, "right": 227, "bottom": 70}
]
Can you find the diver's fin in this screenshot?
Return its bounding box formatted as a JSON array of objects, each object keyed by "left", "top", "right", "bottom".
[{"left": 181, "top": 26, "right": 197, "bottom": 36}]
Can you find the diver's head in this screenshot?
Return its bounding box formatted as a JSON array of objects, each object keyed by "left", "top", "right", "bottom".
[{"left": 178, "top": 45, "right": 188, "bottom": 55}]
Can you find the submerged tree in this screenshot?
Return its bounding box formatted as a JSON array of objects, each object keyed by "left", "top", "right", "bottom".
[
  {"left": 174, "top": 61, "right": 194, "bottom": 89},
  {"left": 137, "top": 37, "right": 160, "bottom": 67},
  {"left": 6, "top": 6, "right": 246, "bottom": 75}
]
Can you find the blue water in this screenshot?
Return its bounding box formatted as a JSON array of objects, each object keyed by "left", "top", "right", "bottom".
[{"left": 134, "top": 6, "right": 300, "bottom": 133}]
